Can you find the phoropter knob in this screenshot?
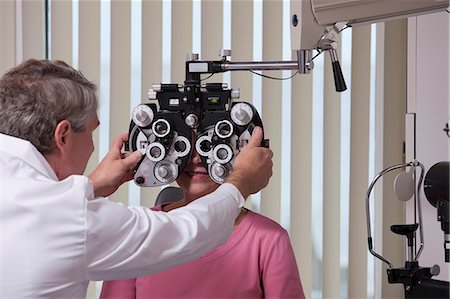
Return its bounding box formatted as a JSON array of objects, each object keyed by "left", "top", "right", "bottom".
[
  {"left": 231, "top": 103, "right": 253, "bottom": 126},
  {"left": 132, "top": 104, "right": 154, "bottom": 127},
  {"left": 154, "top": 161, "right": 178, "bottom": 183}
]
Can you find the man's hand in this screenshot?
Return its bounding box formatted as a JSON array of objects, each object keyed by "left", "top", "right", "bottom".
[
  {"left": 225, "top": 127, "right": 273, "bottom": 198},
  {"left": 88, "top": 133, "right": 143, "bottom": 197}
]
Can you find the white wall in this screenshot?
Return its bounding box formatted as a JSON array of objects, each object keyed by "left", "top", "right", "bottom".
[{"left": 407, "top": 11, "right": 450, "bottom": 281}]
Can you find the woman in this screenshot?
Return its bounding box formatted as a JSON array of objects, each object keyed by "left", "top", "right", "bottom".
[{"left": 101, "top": 149, "right": 305, "bottom": 298}]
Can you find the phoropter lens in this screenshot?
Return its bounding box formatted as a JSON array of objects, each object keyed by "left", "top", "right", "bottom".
[
  {"left": 152, "top": 119, "right": 171, "bottom": 138},
  {"left": 214, "top": 120, "right": 233, "bottom": 139}
]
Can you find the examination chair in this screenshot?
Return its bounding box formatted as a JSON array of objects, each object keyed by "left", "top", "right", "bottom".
[{"left": 155, "top": 186, "right": 184, "bottom": 206}]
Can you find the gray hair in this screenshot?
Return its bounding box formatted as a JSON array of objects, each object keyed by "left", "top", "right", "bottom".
[{"left": 0, "top": 59, "right": 98, "bottom": 154}]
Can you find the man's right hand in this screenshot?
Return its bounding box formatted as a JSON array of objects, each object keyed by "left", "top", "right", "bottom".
[
  {"left": 88, "top": 133, "right": 143, "bottom": 198},
  {"left": 225, "top": 126, "right": 273, "bottom": 198}
]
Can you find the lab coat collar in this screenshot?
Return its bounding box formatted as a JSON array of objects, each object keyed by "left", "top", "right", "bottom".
[{"left": 0, "top": 133, "right": 59, "bottom": 181}]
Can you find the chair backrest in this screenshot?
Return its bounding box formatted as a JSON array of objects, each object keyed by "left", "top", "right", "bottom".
[{"left": 155, "top": 186, "right": 184, "bottom": 206}]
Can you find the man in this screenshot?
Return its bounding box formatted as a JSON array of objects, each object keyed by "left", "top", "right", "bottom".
[{"left": 0, "top": 59, "right": 273, "bottom": 298}]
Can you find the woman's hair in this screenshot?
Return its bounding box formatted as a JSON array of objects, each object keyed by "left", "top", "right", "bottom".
[{"left": 0, "top": 59, "right": 98, "bottom": 154}]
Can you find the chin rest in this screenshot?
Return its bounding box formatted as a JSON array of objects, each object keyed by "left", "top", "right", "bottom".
[{"left": 155, "top": 186, "right": 184, "bottom": 206}]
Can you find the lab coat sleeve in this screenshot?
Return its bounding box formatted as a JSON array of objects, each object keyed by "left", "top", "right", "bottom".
[{"left": 85, "top": 183, "right": 243, "bottom": 281}]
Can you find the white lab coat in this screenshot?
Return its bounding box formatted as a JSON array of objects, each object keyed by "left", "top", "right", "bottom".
[{"left": 0, "top": 133, "right": 243, "bottom": 298}]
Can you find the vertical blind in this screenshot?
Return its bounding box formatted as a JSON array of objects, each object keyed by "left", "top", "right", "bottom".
[{"left": 0, "top": 1, "right": 408, "bottom": 298}]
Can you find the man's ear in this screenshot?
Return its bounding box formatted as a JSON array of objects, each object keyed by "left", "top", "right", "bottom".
[{"left": 54, "top": 120, "right": 72, "bottom": 153}]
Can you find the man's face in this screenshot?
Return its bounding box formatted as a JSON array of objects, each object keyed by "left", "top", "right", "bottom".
[
  {"left": 61, "top": 114, "right": 99, "bottom": 178},
  {"left": 176, "top": 150, "right": 219, "bottom": 202}
]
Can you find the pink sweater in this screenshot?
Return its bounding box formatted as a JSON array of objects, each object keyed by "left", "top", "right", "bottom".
[{"left": 101, "top": 209, "right": 305, "bottom": 299}]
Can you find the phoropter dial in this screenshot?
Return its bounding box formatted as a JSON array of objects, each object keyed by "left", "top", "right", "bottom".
[
  {"left": 210, "top": 162, "right": 232, "bottom": 183},
  {"left": 146, "top": 142, "right": 166, "bottom": 162},
  {"left": 230, "top": 102, "right": 254, "bottom": 126},
  {"left": 195, "top": 135, "right": 213, "bottom": 156},
  {"left": 212, "top": 143, "right": 233, "bottom": 165},
  {"left": 154, "top": 161, "right": 178, "bottom": 183},
  {"left": 132, "top": 104, "right": 154, "bottom": 127},
  {"left": 173, "top": 135, "right": 191, "bottom": 157}
]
